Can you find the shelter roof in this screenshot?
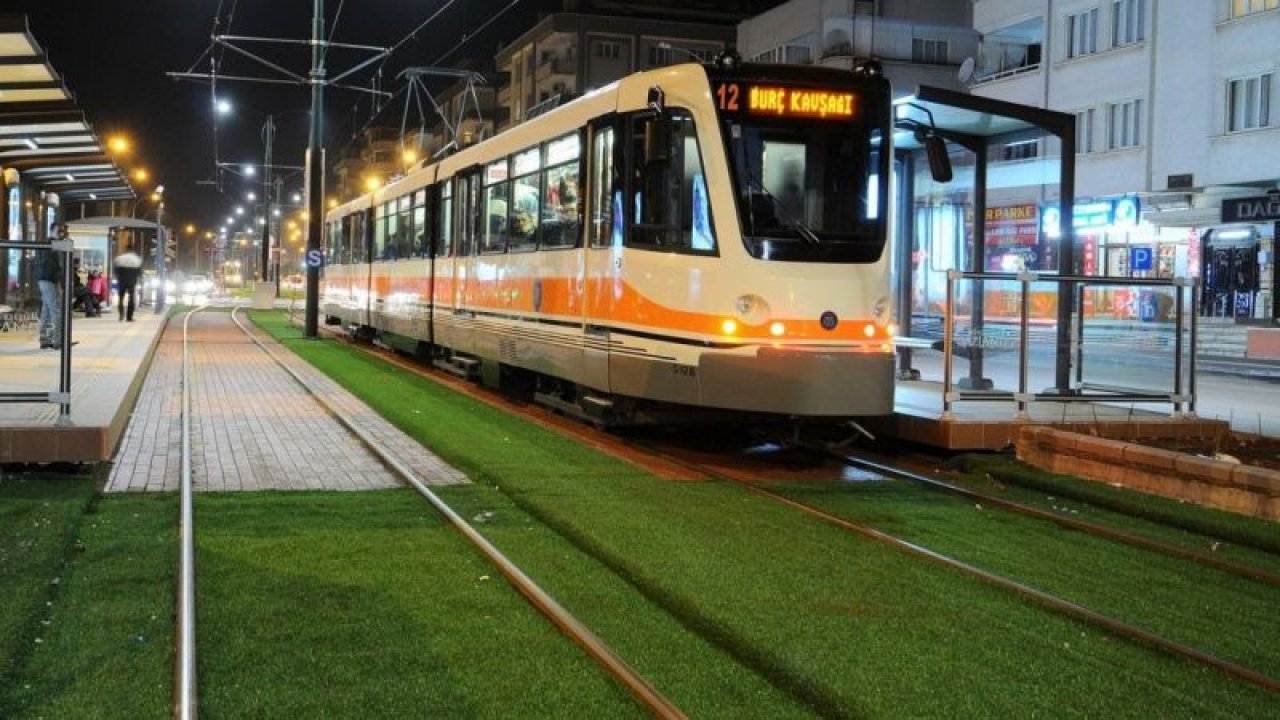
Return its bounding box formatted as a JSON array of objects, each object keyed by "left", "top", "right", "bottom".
[{"left": 0, "top": 14, "right": 134, "bottom": 202}]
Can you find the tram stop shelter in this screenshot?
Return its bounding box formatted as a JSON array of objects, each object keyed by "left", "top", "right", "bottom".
[{"left": 887, "top": 86, "right": 1216, "bottom": 448}]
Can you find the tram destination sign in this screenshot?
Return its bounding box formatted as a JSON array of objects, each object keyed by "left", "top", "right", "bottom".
[
  {"left": 1221, "top": 195, "right": 1280, "bottom": 223},
  {"left": 715, "top": 82, "right": 859, "bottom": 120}
]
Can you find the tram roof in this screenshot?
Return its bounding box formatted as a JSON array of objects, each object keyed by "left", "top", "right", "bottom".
[{"left": 0, "top": 14, "right": 134, "bottom": 202}]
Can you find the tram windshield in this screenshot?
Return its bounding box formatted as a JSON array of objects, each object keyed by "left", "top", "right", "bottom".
[{"left": 717, "top": 83, "right": 887, "bottom": 263}]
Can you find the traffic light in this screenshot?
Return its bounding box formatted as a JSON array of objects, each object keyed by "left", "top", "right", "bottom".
[{"left": 166, "top": 232, "right": 177, "bottom": 264}]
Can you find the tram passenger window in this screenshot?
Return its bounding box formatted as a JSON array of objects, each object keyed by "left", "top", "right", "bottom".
[
  {"left": 589, "top": 126, "right": 618, "bottom": 248},
  {"left": 438, "top": 182, "right": 453, "bottom": 257},
  {"left": 540, "top": 133, "right": 580, "bottom": 249},
  {"left": 482, "top": 160, "right": 509, "bottom": 253},
  {"left": 385, "top": 202, "right": 403, "bottom": 260},
  {"left": 373, "top": 202, "right": 390, "bottom": 260},
  {"left": 510, "top": 173, "right": 540, "bottom": 251},
  {"left": 351, "top": 211, "right": 368, "bottom": 264},
  {"left": 456, "top": 175, "right": 478, "bottom": 257},
  {"left": 413, "top": 190, "right": 429, "bottom": 257},
  {"left": 628, "top": 110, "right": 716, "bottom": 254}
]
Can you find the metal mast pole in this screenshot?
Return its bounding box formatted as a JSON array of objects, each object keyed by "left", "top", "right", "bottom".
[
  {"left": 260, "top": 115, "right": 275, "bottom": 282},
  {"left": 304, "top": 0, "right": 325, "bottom": 338}
]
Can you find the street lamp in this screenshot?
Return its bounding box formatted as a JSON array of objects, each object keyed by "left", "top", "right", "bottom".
[{"left": 154, "top": 184, "right": 167, "bottom": 314}]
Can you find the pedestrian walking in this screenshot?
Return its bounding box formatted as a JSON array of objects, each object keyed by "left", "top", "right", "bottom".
[
  {"left": 35, "top": 221, "right": 66, "bottom": 349},
  {"left": 113, "top": 245, "right": 143, "bottom": 322}
]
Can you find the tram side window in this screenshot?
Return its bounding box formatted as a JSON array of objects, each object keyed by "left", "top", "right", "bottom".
[
  {"left": 350, "top": 211, "right": 369, "bottom": 264},
  {"left": 628, "top": 110, "right": 716, "bottom": 254},
  {"left": 510, "top": 172, "right": 541, "bottom": 252},
  {"left": 438, "top": 182, "right": 453, "bottom": 257},
  {"left": 456, "top": 174, "right": 479, "bottom": 257},
  {"left": 413, "top": 190, "right": 429, "bottom": 257},
  {"left": 392, "top": 196, "right": 411, "bottom": 259},
  {"left": 482, "top": 160, "right": 509, "bottom": 253},
  {"left": 373, "top": 202, "right": 390, "bottom": 260},
  {"left": 541, "top": 132, "right": 580, "bottom": 249},
  {"left": 325, "top": 220, "right": 341, "bottom": 264},
  {"left": 589, "top": 125, "right": 620, "bottom": 248}
]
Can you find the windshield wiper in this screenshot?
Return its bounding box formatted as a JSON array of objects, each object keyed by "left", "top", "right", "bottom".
[{"left": 745, "top": 176, "right": 820, "bottom": 245}]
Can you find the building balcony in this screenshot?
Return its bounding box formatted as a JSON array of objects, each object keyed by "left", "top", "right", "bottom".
[{"left": 536, "top": 58, "right": 575, "bottom": 84}]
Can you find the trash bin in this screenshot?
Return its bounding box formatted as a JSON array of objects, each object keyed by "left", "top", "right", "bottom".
[{"left": 252, "top": 281, "right": 275, "bottom": 310}]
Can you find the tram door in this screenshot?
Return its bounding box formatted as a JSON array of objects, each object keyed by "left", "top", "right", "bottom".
[
  {"left": 1201, "top": 238, "right": 1259, "bottom": 318},
  {"left": 582, "top": 119, "right": 622, "bottom": 392}
]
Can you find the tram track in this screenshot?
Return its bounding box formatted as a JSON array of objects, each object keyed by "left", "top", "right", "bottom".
[
  {"left": 626, "top": 440, "right": 1280, "bottom": 695},
  {"left": 172, "top": 306, "right": 687, "bottom": 719},
  {"left": 278, "top": 307, "right": 1280, "bottom": 703}
]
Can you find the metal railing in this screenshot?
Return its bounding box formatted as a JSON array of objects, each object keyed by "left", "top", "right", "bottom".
[
  {"left": 0, "top": 239, "right": 74, "bottom": 425},
  {"left": 931, "top": 270, "right": 1197, "bottom": 420}
]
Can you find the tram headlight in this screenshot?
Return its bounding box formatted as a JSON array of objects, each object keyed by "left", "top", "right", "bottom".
[
  {"left": 721, "top": 319, "right": 739, "bottom": 335},
  {"left": 769, "top": 321, "right": 786, "bottom": 337},
  {"left": 733, "top": 294, "right": 771, "bottom": 325}
]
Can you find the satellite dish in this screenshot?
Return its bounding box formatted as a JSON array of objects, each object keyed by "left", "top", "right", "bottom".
[{"left": 957, "top": 56, "right": 975, "bottom": 84}]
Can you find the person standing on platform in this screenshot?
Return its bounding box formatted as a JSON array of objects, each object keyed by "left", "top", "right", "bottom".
[
  {"left": 35, "top": 221, "right": 66, "bottom": 349},
  {"left": 113, "top": 245, "right": 143, "bottom": 322}
]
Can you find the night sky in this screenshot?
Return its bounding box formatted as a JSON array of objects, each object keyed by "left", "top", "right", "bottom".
[{"left": 11, "top": 0, "right": 552, "bottom": 241}]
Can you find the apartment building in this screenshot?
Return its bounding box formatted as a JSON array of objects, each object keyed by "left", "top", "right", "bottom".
[
  {"left": 495, "top": 11, "right": 734, "bottom": 128},
  {"left": 971, "top": 0, "right": 1279, "bottom": 319},
  {"left": 736, "top": 0, "right": 979, "bottom": 97}
]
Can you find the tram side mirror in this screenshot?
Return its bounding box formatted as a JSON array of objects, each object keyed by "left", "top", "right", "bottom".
[
  {"left": 644, "top": 117, "right": 672, "bottom": 165},
  {"left": 919, "top": 129, "right": 953, "bottom": 183},
  {"left": 647, "top": 85, "right": 665, "bottom": 116}
]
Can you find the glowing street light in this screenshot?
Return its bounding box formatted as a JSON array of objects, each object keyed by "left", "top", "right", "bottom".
[
  {"left": 215, "top": 98, "right": 232, "bottom": 115},
  {"left": 134, "top": 168, "right": 149, "bottom": 182},
  {"left": 109, "top": 136, "right": 130, "bottom": 154}
]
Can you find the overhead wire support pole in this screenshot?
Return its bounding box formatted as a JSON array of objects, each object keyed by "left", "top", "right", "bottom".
[{"left": 304, "top": 0, "right": 325, "bottom": 338}]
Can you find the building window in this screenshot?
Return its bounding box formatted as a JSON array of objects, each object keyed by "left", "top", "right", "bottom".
[
  {"left": 1232, "top": 0, "right": 1278, "bottom": 18},
  {"left": 1076, "top": 108, "right": 1095, "bottom": 153},
  {"left": 648, "top": 45, "right": 673, "bottom": 67},
  {"left": 594, "top": 40, "right": 621, "bottom": 60},
  {"left": 912, "top": 38, "right": 948, "bottom": 65},
  {"left": 1065, "top": 8, "right": 1098, "bottom": 58},
  {"left": 1107, "top": 99, "right": 1142, "bottom": 149},
  {"left": 785, "top": 36, "right": 813, "bottom": 64},
  {"left": 1112, "top": 0, "right": 1144, "bottom": 46},
  {"left": 1227, "top": 73, "right": 1273, "bottom": 132},
  {"left": 996, "top": 139, "right": 1039, "bottom": 162}
]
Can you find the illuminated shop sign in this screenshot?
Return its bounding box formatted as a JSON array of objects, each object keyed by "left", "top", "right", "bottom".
[
  {"left": 715, "top": 82, "right": 859, "bottom": 120},
  {"left": 1221, "top": 195, "right": 1280, "bottom": 223},
  {"left": 1040, "top": 195, "right": 1141, "bottom": 236}
]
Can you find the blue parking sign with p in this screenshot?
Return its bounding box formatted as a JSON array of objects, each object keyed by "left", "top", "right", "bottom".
[{"left": 1130, "top": 246, "right": 1152, "bottom": 271}]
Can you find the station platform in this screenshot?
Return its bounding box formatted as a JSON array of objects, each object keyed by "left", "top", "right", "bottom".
[
  {"left": 0, "top": 308, "right": 163, "bottom": 463},
  {"left": 871, "top": 380, "right": 1228, "bottom": 450},
  {"left": 0, "top": 304, "right": 1235, "bottom": 465}
]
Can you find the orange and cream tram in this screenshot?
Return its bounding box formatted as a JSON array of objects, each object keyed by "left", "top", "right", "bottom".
[{"left": 323, "top": 55, "right": 897, "bottom": 426}]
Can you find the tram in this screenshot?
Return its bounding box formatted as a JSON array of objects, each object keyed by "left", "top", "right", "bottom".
[{"left": 323, "top": 53, "right": 898, "bottom": 425}]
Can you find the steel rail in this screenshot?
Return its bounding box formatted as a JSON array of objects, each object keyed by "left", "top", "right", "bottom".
[
  {"left": 174, "top": 307, "right": 205, "bottom": 720},
  {"left": 838, "top": 453, "right": 1280, "bottom": 587},
  {"left": 228, "top": 308, "right": 686, "bottom": 719},
  {"left": 639, "top": 444, "right": 1280, "bottom": 695}
]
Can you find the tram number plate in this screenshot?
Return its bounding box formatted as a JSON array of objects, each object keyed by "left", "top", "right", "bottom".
[{"left": 672, "top": 365, "right": 697, "bottom": 377}]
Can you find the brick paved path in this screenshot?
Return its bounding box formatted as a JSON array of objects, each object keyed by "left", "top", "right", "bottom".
[{"left": 106, "top": 310, "right": 467, "bottom": 492}]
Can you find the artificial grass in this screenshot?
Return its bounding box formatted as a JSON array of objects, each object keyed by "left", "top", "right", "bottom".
[
  {"left": 192, "top": 489, "right": 644, "bottom": 719},
  {"left": 0, "top": 480, "right": 174, "bottom": 719},
  {"left": 765, "top": 478, "right": 1280, "bottom": 677},
  {"left": 250, "top": 310, "right": 1280, "bottom": 718}
]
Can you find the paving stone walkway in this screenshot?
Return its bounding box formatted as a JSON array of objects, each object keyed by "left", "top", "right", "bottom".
[{"left": 106, "top": 310, "right": 467, "bottom": 492}]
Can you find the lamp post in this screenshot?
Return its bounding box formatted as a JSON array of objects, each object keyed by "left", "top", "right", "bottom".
[{"left": 155, "top": 184, "right": 167, "bottom": 314}]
